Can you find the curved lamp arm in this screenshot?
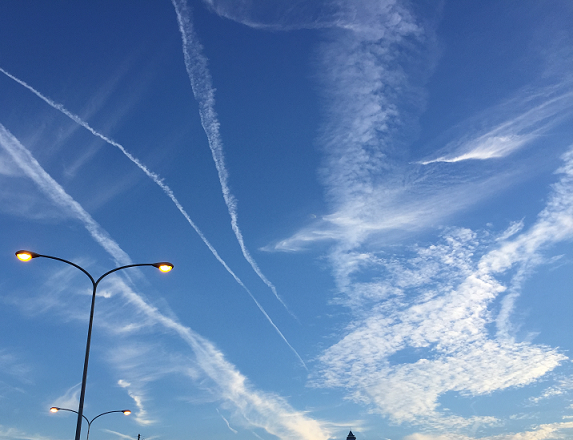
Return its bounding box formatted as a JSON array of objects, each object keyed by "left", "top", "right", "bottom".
[
  {"left": 89, "top": 409, "right": 132, "bottom": 424},
  {"left": 95, "top": 262, "right": 174, "bottom": 287},
  {"left": 17, "top": 251, "right": 96, "bottom": 284},
  {"left": 50, "top": 407, "right": 89, "bottom": 426},
  {"left": 16, "top": 251, "right": 174, "bottom": 286},
  {"left": 86, "top": 409, "right": 131, "bottom": 440}
]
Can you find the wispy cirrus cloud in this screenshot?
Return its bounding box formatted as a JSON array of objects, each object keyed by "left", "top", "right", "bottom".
[
  {"left": 312, "top": 146, "right": 573, "bottom": 430},
  {"left": 271, "top": 83, "right": 573, "bottom": 253},
  {"left": 419, "top": 134, "right": 532, "bottom": 164},
  {"left": 242, "top": 0, "right": 573, "bottom": 256},
  {"left": 528, "top": 376, "right": 573, "bottom": 405},
  {"left": 252, "top": 0, "right": 435, "bottom": 252},
  {"left": 50, "top": 383, "right": 81, "bottom": 411},
  {"left": 0, "top": 350, "right": 32, "bottom": 384},
  {"left": 404, "top": 421, "right": 573, "bottom": 440},
  {"left": 0, "top": 425, "right": 58, "bottom": 440},
  {"left": 492, "top": 148, "right": 573, "bottom": 340},
  {"left": 118, "top": 379, "right": 154, "bottom": 425},
  {"left": 419, "top": 89, "right": 573, "bottom": 165},
  {"left": 202, "top": 0, "right": 423, "bottom": 36},
  {"left": 0, "top": 125, "right": 328, "bottom": 440},
  {"left": 269, "top": 164, "right": 524, "bottom": 253},
  {"left": 201, "top": 0, "right": 337, "bottom": 30}
]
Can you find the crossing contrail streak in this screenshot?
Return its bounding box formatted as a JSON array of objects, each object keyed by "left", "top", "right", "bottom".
[
  {"left": 0, "top": 123, "right": 132, "bottom": 267},
  {"left": 0, "top": 68, "right": 230, "bottom": 278},
  {"left": 171, "top": 0, "right": 292, "bottom": 315},
  {"left": 0, "top": 67, "right": 305, "bottom": 367},
  {"left": 0, "top": 126, "right": 314, "bottom": 409}
]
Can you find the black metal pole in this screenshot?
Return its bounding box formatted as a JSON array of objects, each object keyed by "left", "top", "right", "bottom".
[{"left": 74, "top": 281, "right": 97, "bottom": 440}]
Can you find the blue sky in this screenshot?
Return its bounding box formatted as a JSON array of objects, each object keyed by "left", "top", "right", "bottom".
[{"left": 1, "top": 1, "right": 573, "bottom": 439}]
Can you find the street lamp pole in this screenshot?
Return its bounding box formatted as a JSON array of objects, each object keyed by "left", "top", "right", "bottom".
[
  {"left": 17, "top": 251, "right": 173, "bottom": 440},
  {"left": 50, "top": 407, "right": 131, "bottom": 440}
]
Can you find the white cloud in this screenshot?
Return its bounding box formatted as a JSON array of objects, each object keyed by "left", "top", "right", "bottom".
[
  {"left": 268, "top": 169, "right": 521, "bottom": 252},
  {"left": 529, "top": 376, "right": 573, "bottom": 405},
  {"left": 404, "top": 421, "right": 573, "bottom": 440},
  {"left": 118, "top": 379, "right": 154, "bottom": 425},
  {"left": 312, "top": 146, "right": 573, "bottom": 429},
  {"left": 419, "top": 135, "right": 532, "bottom": 165},
  {"left": 0, "top": 149, "right": 25, "bottom": 177},
  {"left": 202, "top": 0, "right": 418, "bottom": 34},
  {"left": 274, "top": 84, "right": 573, "bottom": 253},
  {"left": 0, "top": 425, "right": 57, "bottom": 440},
  {"left": 0, "top": 350, "right": 31, "bottom": 383},
  {"left": 50, "top": 383, "right": 81, "bottom": 411},
  {"left": 496, "top": 220, "right": 525, "bottom": 242},
  {"left": 264, "top": 7, "right": 573, "bottom": 252},
  {"left": 419, "top": 89, "right": 573, "bottom": 166}
]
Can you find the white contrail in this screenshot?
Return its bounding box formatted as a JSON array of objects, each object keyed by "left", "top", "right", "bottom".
[
  {"left": 0, "top": 68, "right": 246, "bottom": 301},
  {"left": 0, "top": 76, "right": 305, "bottom": 366},
  {"left": 216, "top": 408, "right": 238, "bottom": 434},
  {"left": 171, "top": 0, "right": 291, "bottom": 314},
  {"left": 0, "top": 123, "right": 131, "bottom": 267}
]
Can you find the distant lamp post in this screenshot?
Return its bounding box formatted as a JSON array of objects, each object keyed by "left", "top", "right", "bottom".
[
  {"left": 50, "top": 407, "right": 131, "bottom": 440},
  {"left": 17, "top": 250, "right": 172, "bottom": 440}
]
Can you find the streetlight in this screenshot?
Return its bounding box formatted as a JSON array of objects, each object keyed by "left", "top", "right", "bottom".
[
  {"left": 16, "top": 250, "right": 173, "bottom": 440},
  {"left": 50, "top": 407, "right": 131, "bottom": 440}
]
